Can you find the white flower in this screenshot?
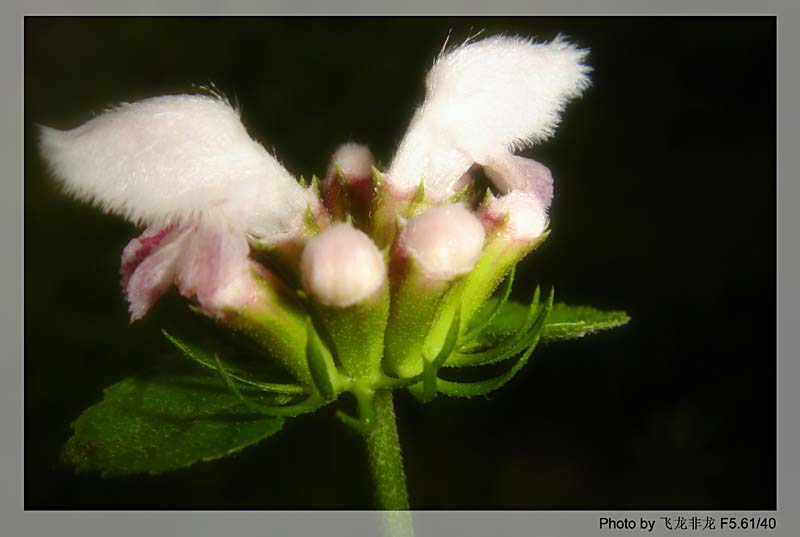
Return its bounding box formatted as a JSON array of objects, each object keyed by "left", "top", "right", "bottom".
[
  {"left": 386, "top": 35, "right": 590, "bottom": 200},
  {"left": 40, "top": 93, "right": 318, "bottom": 319}
]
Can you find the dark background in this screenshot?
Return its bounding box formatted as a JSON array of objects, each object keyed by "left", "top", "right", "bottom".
[{"left": 24, "top": 17, "right": 776, "bottom": 509}]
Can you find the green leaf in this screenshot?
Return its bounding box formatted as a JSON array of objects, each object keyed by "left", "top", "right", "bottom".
[
  {"left": 542, "top": 303, "right": 630, "bottom": 342},
  {"left": 62, "top": 366, "right": 285, "bottom": 477},
  {"left": 462, "top": 299, "right": 629, "bottom": 347}
]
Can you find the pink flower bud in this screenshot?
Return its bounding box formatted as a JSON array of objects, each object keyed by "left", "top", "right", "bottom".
[
  {"left": 325, "top": 143, "right": 375, "bottom": 183},
  {"left": 322, "top": 143, "right": 376, "bottom": 223},
  {"left": 300, "top": 223, "right": 386, "bottom": 307},
  {"left": 397, "top": 204, "right": 485, "bottom": 280}
]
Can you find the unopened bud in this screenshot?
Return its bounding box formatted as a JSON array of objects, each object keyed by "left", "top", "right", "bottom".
[
  {"left": 384, "top": 204, "right": 485, "bottom": 377},
  {"left": 301, "top": 223, "right": 386, "bottom": 308},
  {"left": 450, "top": 191, "right": 551, "bottom": 331},
  {"left": 398, "top": 204, "right": 485, "bottom": 280},
  {"left": 326, "top": 143, "right": 375, "bottom": 182},
  {"left": 322, "top": 143, "right": 376, "bottom": 223},
  {"left": 300, "top": 223, "right": 389, "bottom": 379}
]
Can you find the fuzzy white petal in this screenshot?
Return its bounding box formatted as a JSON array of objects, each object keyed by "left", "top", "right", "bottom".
[
  {"left": 40, "top": 94, "right": 312, "bottom": 243},
  {"left": 387, "top": 35, "right": 590, "bottom": 197}
]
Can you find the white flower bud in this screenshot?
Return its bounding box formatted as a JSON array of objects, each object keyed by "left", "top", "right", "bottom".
[
  {"left": 386, "top": 35, "right": 589, "bottom": 199},
  {"left": 300, "top": 223, "right": 386, "bottom": 307},
  {"left": 399, "top": 204, "right": 485, "bottom": 279}
]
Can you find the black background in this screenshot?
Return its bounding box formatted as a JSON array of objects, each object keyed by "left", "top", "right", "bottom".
[{"left": 24, "top": 17, "right": 776, "bottom": 509}]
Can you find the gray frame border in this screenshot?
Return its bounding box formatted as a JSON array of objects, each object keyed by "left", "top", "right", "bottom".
[{"left": 5, "top": 1, "right": 793, "bottom": 536}]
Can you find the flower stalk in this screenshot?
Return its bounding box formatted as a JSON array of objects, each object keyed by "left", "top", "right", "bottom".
[{"left": 366, "top": 390, "right": 413, "bottom": 537}]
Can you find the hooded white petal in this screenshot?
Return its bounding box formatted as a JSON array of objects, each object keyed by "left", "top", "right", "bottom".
[
  {"left": 40, "top": 93, "right": 312, "bottom": 243},
  {"left": 387, "top": 35, "right": 590, "bottom": 198}
]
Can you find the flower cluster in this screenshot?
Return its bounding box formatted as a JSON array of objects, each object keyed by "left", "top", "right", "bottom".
[{"left": 40, "top": 35, "right": 589, "bottom": 413}]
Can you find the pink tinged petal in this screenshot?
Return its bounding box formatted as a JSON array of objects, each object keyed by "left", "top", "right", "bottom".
[
  {"left": 175, "top": 225, "right": 257, "bottom": 315},
  {"left": 480, "top": 191, "right": 548, "bottom": 242},
  {"left": 120, "top": 224, "right": 177, "bottom": 291},
  {"left": 484, "top": 153, "right": 554, "bottom": 209},
  {"left": 123, "top": 226, "right": 191, "bottom": 321},
  {"left": 515, "top": 156, "right": 554, "bottom": 208}
]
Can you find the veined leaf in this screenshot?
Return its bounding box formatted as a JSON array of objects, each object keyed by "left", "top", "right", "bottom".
[{"left": 62, "top": 366, "right": 285, "bottom": 477}]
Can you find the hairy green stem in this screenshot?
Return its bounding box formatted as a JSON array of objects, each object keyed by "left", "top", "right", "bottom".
[{"left": 366, "top": 390, "right": 413, "bottom": 537}]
